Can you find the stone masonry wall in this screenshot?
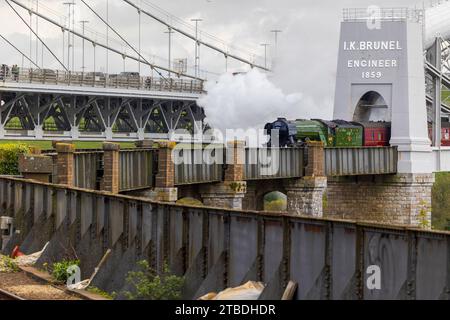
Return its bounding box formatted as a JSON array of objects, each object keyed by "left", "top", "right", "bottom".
[{"left": 325, "top": 174, "right": 435, "bottom": 227}]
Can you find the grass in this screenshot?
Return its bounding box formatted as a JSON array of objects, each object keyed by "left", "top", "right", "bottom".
[
  {"left": 87, "top": 286, "right": 115, "bottom": 300},
  {"left": 0, "top": 140, "right": 136, "bottom": 150}
]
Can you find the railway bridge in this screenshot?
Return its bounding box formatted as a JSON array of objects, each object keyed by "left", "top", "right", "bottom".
[{"left": 16, "top": 140, "right": 431, "bottom": 228}]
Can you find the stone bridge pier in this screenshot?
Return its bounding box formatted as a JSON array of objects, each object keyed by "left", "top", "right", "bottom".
[{"left": 325, "top": 174, "right": 434, "bottom": 227}]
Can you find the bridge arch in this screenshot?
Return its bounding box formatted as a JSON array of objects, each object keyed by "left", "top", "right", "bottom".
[{"left": 353, "top": 91, "right": 390, "bottom": 122}]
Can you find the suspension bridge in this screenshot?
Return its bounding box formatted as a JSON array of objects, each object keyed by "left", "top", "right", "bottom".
[{"left": 0, "top": 0, "right": 269, "bottom": 141}]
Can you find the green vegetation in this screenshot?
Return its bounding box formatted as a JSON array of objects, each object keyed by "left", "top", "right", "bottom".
[
  {"left": 87, "top": 286, "right": 115, "bottom": 300},
  {"left": 124, "top": 261, "right": 184, "bottom": 300},
  {"left": 176, "top": 197, "right": 203, "bottom": 206},
  {"left": 0, "top": 140, "right": 135, "bottom": 150},
  {"left": 264, "top": 191, "right": 287, "bottom": 212},
  {"left": 0, "top": 255, "right": 19, "bottom": 273},
  {"left": 0, "top": 144, "right": 30, "bottom": 175},
  {"left": 432, "top": 172, "right": 450, "bottom": 231},
  {"left": 51, "top": 259, "right": 80, "bottom": 282}
]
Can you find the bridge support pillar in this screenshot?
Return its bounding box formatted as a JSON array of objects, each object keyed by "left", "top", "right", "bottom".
[
  {"left": 35, "top": 125, "right": 44, "bottom": 140},
  {"left": 55, "top": 143, "right": 75, "bottom": 186},
  {"left": 325, "top": 174, "right": 434, "bottom": 227},
  {"left": 102, "top": 142, "right": 120, "bottom": 194},
  {"left": 200, "top": 141, "right": 247, "bottom": 210},
  {"left": 200, "top": 181, "right": 247, "bottom": 209},
  {"left": 285, "top": 177, "right": 327, "bottom": 217},
  {"left": 284, "top": 141, "right": 327, "bottom": 217},
  {"left": 70, "top": 126, "right": 80, "bottom": 139},
  {"left": 151, "top": 141, "right": 178, "bottom": 202},
  {"left": 137, "top": 128, "right": 145, "bottom": 141},
  {"left": 0, "top": 124, "right": 5, "bottom": 139},
  {"left": 105, "top": 127, "right": 113, "bottom": 140}
]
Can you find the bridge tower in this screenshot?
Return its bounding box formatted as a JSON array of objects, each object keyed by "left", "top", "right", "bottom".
[
  {"left": 330, "top": 8, "right": 435, "bottom": 227},
  {"left": 334, "top": 8, "right": 432, "bottom": 174}
]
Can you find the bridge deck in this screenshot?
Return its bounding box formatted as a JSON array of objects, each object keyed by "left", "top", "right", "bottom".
[{"left": 0, "top": 66, "right": 203, "bottom": 100}]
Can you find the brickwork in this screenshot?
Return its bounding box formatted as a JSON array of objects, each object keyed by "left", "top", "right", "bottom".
[
  {"left": 325, "top": 174, "right": 434, "bottom": 227},
  {"left": 19, "top": 154, "right": 53, "bottom": 183},
  {"left": 305, "top": 141, "right": 325, "bottom": 177},
  {"left": 55, "top": 143, "right": 75, "bottom": 186},
  {"left": 102, "top": 142, "right": 120, "bottom": 194},
  {"left": 155, "top": 141, "right": 176, "bottom": 188},
  {"left": 224, "top": 141, "right": 245, "bottom": 181}
]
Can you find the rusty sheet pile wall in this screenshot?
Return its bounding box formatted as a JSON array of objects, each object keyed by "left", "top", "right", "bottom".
[{"left": 0, "top": 176, "right": 448, "bottom": 300}]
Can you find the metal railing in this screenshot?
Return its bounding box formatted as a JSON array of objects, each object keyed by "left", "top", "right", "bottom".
[
  {"left": 244, "top": 148, "right": 304, "bottom": 180},
  {"left": 343, "top": 7, "right": 424, "bottom": 23},
  {"left": 325, "top": 147, "right": 398, "bottom": 176},
  {"left": 0, "top": 65, "right": 204, "bottom": 94},
  {"left": 174, "top": 148, "right": 222, "bottom": 185},
  {"left": 119, "top": 149, "right": 156, "bottom": 191}
]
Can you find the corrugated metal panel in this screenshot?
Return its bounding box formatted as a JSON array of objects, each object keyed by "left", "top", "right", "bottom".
[
  {"left": 244, "top": 148, "right": 304, "bottom": 180},
  {"left": 325, "top": 147, "right": 398, "bottom": 176},
  {"left": 174, "top": 148, "right": 222, "bottom": 185},
  {"left": 119, "top": 149, "right": 155, "bottom": 191},
  {"left": 73, "top": 152, "right": 103, "bottom": 189}
]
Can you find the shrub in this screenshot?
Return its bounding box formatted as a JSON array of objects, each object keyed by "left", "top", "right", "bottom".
[
  {"left": 0, "top": 255, "right": 19, "bottom": 273},
  {"left": 0, "top": 144, "right": 29, "bottom": 175},
  {"left": 432, "top": 172, "right": 450, "bottom": 230},
  {"left": 51, "top": 259, "right": 80, "bottom": 282},
  {"left": 124, "top": 261, "right": 184, "bottom": 300}
]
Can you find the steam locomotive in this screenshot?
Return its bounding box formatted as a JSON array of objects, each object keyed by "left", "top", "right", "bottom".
[{"left": 264, "top": 118, "right": 450, "bottom": 147}]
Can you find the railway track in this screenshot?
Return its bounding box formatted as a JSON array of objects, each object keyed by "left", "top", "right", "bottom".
[{"left": 0, "top": 288, "right": 25, "bottom": 300}]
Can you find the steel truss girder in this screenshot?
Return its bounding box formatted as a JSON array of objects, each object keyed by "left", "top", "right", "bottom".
[{"left": 0, "top": 90, "right": 205, "bottom": 137}]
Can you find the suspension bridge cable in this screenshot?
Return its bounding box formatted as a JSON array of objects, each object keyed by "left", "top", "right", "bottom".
[
  {"left": 0, "top": 32, "right": 41, "bottom": 69},
  {"left": 7, "top": 0, "right": 202, "bottom": 81},
  {"left": 79, "top": 0, "right": 169, "bottom": 82},
  {"left": 139, "top": 0, "right": 261, "bottom": 59},
  {"left": 5, "top": 0, "right": 68, "bottom": 71},
  {"left": 121, "top": 0, "right": 269, "bottom": 71}
]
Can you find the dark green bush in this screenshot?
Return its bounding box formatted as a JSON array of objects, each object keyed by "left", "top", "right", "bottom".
[
  {"left": 51, "top": 259, "right": 80, "bottom": 282},
  {"left": 124, "top": 261, "right": 184, "bottom": 300},
  {"left": 0, "top": 144, "right": 29, "bottom": 175},
  {"left": 432, "top": 172, "right": 450, "bottom": 230}
]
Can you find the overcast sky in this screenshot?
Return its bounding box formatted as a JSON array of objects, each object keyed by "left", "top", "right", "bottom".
[{"left": 0, "top": 0, "right": 428, "bottom": 116}]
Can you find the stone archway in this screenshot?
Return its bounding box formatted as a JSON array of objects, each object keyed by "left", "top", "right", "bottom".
[{"left": 353, "top": 91, "right": 390, "bottom": 122}]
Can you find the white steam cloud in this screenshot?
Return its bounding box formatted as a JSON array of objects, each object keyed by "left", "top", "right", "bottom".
[{"left": 197, "top": 69, "right": 331, "bottom": 134}]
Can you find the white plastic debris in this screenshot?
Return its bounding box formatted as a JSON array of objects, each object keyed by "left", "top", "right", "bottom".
[
  {"left": 199, "top": 281, "right": 265, "bottom": 300},
  {"left": 15, "top": 242, "right": 49, "bottom": 267}
]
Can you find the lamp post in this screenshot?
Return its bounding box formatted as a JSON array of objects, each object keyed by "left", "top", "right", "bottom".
[
  {"left": 63, "top": 1, "right": 75, "bottom": 72},
  {"left": 270, "top": 29, "right": 282, "bottom": 65},
  {"left": 165, "top": 27, "right": 175, "bottom": 77},
  {"left": 191, "top": 18, "right": 203, "bottom": 78},
  {"left": 80, "top": 20, "right": 89, "bottom": 73},
  {"left": 260, "top": 43, "right": 270, "bottom": 69}
]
